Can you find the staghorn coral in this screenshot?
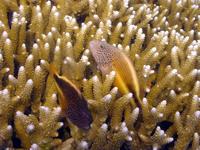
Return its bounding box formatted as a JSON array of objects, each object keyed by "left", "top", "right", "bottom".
[{"left": 0, "top": 0, "right": 199, "bottom": 149}]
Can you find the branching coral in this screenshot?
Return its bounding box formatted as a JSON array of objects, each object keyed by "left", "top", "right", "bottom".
[
  {"left": 0, "top": 0, "right": 199, "bottom": 149},
  {"left": 15, "top": 106, "right": 62, "bottom": 149}
]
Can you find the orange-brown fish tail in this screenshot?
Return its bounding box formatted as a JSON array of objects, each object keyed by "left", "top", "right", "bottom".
[{"left": 49, "top": 64, "right": 67, "bottom": 111}]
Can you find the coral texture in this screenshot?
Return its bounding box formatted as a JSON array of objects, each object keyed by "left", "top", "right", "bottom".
[{"left": 0, "top": 0, "right": 200, "bottom": 149}]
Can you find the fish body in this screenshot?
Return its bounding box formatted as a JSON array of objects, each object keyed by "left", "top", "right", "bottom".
[
  {"left": 89, "top": 40, "right": 140, "bottom": 102},
  {"left": 49, "top": 65, "right": 93, "bottom": 130}
]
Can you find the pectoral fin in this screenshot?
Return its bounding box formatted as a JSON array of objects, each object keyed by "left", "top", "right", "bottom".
[
  {"left": 49, "top": 64, "right": 68, "bottom": 111},
  {"left": 113, "top": 70, "right": 130, "bottom": 95},
  {"left": 113, "top": 68, "right": 136, "bottom": 107}
]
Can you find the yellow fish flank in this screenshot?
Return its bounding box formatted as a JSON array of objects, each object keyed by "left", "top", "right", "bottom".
[{"left": 89, "top": 40, "right": 141, "bottom": 105}]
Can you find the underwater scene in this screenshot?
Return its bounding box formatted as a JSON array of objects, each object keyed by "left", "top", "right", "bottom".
[{"left": 0, "top": 0, "right": 200, "bottom": 149}]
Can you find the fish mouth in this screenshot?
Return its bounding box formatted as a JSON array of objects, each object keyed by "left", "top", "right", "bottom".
[
  {"left": 89, "top": 40, "right": 99, "bottom": 50},
  {"left": 76, "top": 122, "right": 91, "bottom": 130},
  {"left": 82, "top": 125, "right": 91, "bottom": 130}
]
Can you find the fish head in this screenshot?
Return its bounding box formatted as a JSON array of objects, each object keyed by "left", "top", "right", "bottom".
[
  {"left": 89, "top": 40, "right": 115, "bottom": 74},
  {"left": 67, "top": 96, "right": 93, "bottom": 130}
]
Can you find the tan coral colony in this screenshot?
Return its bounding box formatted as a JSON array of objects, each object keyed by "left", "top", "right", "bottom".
[{"left": 0, "top": 0, "right": 200, "bottom": 150}]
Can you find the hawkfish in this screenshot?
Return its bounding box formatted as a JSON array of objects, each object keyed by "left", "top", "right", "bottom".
[
  {"left": 89, "top": 40, "right": 141, "bottom": 104},
  {"left": 49, "top": 65, "right": 93, "bottom": 130}
]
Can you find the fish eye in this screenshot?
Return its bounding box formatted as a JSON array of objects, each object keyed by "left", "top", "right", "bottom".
[{"left": 100, "top": 45, "right": 105, "bottom": 49}]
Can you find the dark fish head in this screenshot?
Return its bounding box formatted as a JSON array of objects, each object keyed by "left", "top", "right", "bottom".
[{"left": 67, "top": 96, "right": 93, "bottom": 130}]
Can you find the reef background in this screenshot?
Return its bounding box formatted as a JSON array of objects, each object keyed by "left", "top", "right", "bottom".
[{"left": 0, "top": 0, "right": 200, "bottom": 149}]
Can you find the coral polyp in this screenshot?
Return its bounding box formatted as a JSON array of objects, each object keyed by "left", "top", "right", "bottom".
[{"left": 0, "top": 0, "right": 199, "bottom": 149}]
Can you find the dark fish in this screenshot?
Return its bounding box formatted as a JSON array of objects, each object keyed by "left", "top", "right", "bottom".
[{"left": 49, "top": 64, "right": 92, "bottom": 130}]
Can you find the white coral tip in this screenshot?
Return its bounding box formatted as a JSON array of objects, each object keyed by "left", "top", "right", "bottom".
[
  {"left": 121, "top": 122, "right": 126, "bottom": 128},
  {"left": 59, "top": 122, "right": 64, "bottom": 127},
  {"left": 110, "top": 71, "right": 116, "bottom": 76},
  {"left": 27, "top": 79, "right": 33, "bottom": 85},
  {"left": 40, "top": 106, "right": 49, "bottom": 112},
  {"left": 160, "top": 100, "right": 167, "bottom": 106},
  {"left": 121, "top": 126, "right": 128, "bottom": 134},
  {"left": 111, "top": 87, "right": 118, "bottom": 94},
  {"left": 195, "top": 111, "right": 200, "bottom": 118},
  {"left": 26, "top": 124, "right": 35, "bottom": 133},
  {"left": 101, "top": 123, "right": 108, "bottom": 132},
  {"left": 54, "top": 107, "right": 62, "bottom": 114},
  {"left": 151, "top": 107, "right": 157, "bottom": 113},
  {"left": 30, "top": 143, "right": 39, "bottom": 150},
  {"left": 7, "top": 125, "right": 12, "bottom": 131},
  {"left": 167, "top": 137, "right": 174, "bottom": 143},
  {"left": 92, "top": 75, "right": 98, "bottom": 81},
  {"left": 79, "top": 141, "right": 88, "bottom": 149},
  {"left": 133, "top": 107, "right": 139, "bottom": 116},
  {"left": 103, "top": 94, "right": 112, "bottom": 103},
  {"left": 16, "top": 111, "right": 23, "bottom": 116},
  {"left": 127, "top": 93, "right": 133, "bottom": 98},
  {"left": 126, "top": 136, "right": 132, "bottom": 141},
  {"left": 175, "top": 111, "right": 180, "bottom": 117},
  {"left": 142, "top": 98, "right": 148, "bottom": 105}
]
